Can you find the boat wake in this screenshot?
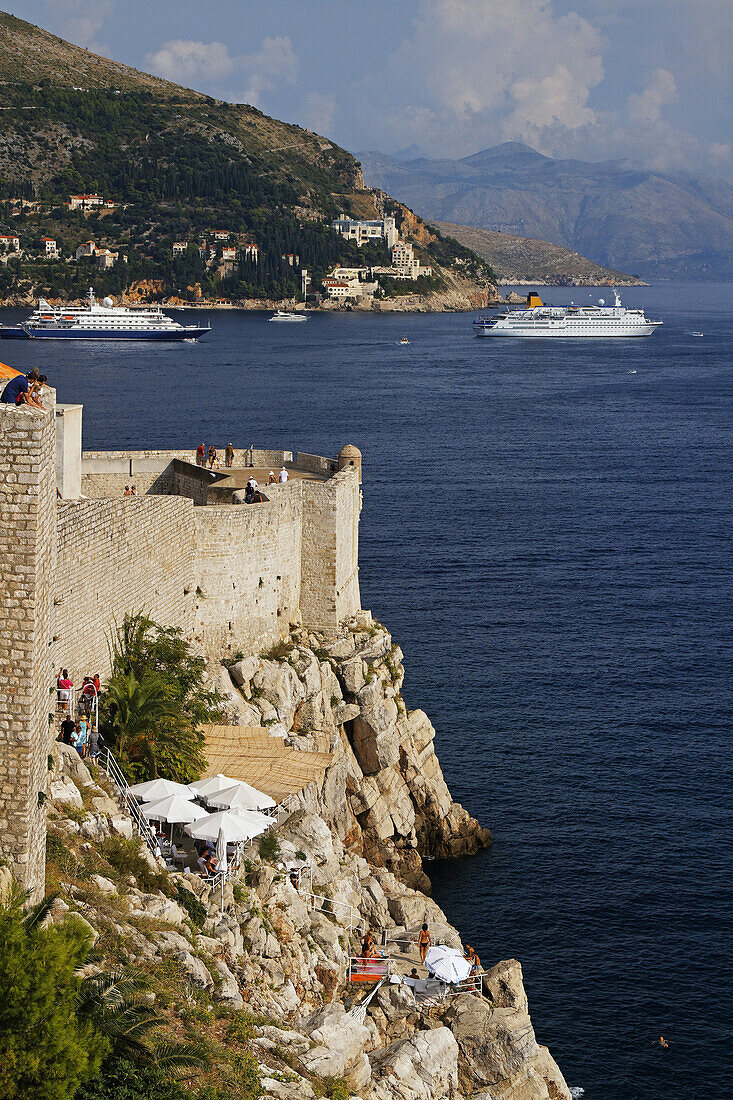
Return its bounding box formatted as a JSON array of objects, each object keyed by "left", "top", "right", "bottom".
[{"left": 570, "top": 1088, "right": 585, "bottom": 1098}]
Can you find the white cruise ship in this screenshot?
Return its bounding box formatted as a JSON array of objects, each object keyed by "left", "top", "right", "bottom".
[
  {"left": 15, "top": 289, "right": 210, "bottom": 341},
  {"left": 473, "top": 290, "right": 661, "bottom": 338}
]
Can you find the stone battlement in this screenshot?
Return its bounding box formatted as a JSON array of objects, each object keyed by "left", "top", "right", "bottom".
[{"left": 0, "top": 391, "right": 363, "bottom": 896}]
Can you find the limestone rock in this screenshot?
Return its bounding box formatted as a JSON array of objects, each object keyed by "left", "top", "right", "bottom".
[
  {"left": 229, "top": 656, "right": 258, "bottom": 687},
  {"left": 50, "top": 777, "right": 83, "bottom": 807},
  {"left": 177, "top": 950, "right": 214, "bottom": 990},
  {"left": 300, "top": 1003, "right": 373, "bottom": 1088},
  {"left": 212, "top": 958, "right": 244, "bottom": 1006},
  {"left": 56, "top": 743, "right": 95, "bottom": 787},
  {"left": 91, "top": 874, "right": 117, "bottom": 895},
  {"left": 370, "top": 1026, "right": 459, "bottom": 1100}
]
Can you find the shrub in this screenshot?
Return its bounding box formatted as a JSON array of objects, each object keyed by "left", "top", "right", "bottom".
[
  {"left": 225, "top": 1014, "right": 256, "bottom": 1045},
  {"left": 0, "top": 887, "right": 106, "bottom": 1099},
  {"left": 77, "top": 1060, "right": 187, "bottom": 1099},
  {"left": 175, "top": 883, "right": 207, "bottom": 928},
  {"left": 258, "top": 830, "right": 280, "bottom": 862},
  {"left": 230, "top": 1050, "right": 261, "bottom": 1098},
  {"left": 99, "top": 836, "right": 173, "bottom": 897}
]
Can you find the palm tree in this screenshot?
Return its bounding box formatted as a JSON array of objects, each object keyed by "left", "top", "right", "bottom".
[
  {"left": 77, "top": 965, "right": 208, "bottom": 1074},
  {"left": 103, "top": 671, "right": 177, "bottom": 766}
]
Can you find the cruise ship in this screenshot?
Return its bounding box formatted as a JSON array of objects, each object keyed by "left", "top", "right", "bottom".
[
  {"left": 473, "top": 291, "right": 661, "bottom": 338},
  {"left": 8, "top": 290, "right": 210, "bottom": 341}
]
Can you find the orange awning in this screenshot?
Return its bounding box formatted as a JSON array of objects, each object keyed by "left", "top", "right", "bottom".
[{"left": 0, "top": 362, "right": 22, "bottom": 380}]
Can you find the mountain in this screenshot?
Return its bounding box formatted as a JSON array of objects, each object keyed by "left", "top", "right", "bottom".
[
  {"left": 0, "top": 11, "right": 493, "bottom": 308},
  {"left": 360, "top": 143, "right": 733, "bottom": 280},
  {"left": 432, "top": 221, "right": 642, "bottom": 286}
]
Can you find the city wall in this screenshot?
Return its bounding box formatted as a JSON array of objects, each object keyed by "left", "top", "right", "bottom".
[
  {"left": 0, "top": 397, "right": 361, "bottom": 896},
  {"left": 0, "top": 397, "right": 56, "bottom": 900}
]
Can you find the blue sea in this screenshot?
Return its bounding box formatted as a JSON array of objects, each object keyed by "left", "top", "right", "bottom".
[{"left": 3, "top": 283, "right": 731, "bottom": 1099}]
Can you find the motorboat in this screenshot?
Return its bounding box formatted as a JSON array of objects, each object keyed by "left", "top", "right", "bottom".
[{"left": 269, "top": 310, "right": 308, "bottom": 322}]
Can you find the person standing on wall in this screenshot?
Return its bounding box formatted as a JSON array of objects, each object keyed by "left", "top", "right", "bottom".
[
  {"left": 208, "top": 446, "right": 217, "bottom": 469},
  {"left": 418, "top": 923, "right": 432, "bottom": 964},
  {"left": 279, "top": 466, "right": 288, "bottom": 483},
  {"left": 196, "top": 442, "right": 205, "bottom": 467},
  {"left": 225, "top": 443, "right": 235, "bottom": 467}
]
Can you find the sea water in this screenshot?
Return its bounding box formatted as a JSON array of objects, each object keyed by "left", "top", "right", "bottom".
[{"left": 3, "top": 282, "right": 731, "bottom": 1099}]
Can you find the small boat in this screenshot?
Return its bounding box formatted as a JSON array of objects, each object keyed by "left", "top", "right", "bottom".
[
  {"left": 399, "top": 337, "right": 409, "bottom": 345},
  {"left": 269, "top": 310, "right": 308, "bottom": 323},
  {"left": 689, "top": 331, "right": 704, "bottom": 337}
]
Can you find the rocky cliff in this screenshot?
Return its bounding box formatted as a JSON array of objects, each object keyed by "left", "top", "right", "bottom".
[{"left": 34, "top": 612, "right": 571, "bottom": 1100}]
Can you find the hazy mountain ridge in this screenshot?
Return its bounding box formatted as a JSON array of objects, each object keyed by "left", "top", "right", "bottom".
[
  {"left": 432, "top": 221, "right": 643, "bottom": 285},
  {"left": 360, "top": 143, "right": 733, "bottom": 280}
]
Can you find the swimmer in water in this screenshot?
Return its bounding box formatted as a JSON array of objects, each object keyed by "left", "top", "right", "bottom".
[{"left": 655, "top": 1036, "right": 670, "bottom": 1049}]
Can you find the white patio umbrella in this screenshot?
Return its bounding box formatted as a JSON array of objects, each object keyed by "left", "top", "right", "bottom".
[
  {"left": 184, "top": 809, "right": 269, "bottom": 844},
  {"left": 129, "top": 778, "right": 195, "bottom": 802},
  {"left": 188, "top": 774, "right": 239, "bottom": 800},
  {"left": 140, "top": 795, "right": 209, "bottom": 824},
  {"left": 424, "top": 945, "right": 472, "bottom": 985},
  {"left": 206, "top": 781, "right": 277, "bottom": 812}
]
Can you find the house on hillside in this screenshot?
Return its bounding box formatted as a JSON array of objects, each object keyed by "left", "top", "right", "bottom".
[
  {"left": 240, "top": 243, "right": 259, "bottom": 262},
  {"left": 75, "top": 241, "right": 97, "bottom": 259},
  {"left": 95, "top": 248, "right": 118, "bottom": 270},
  {"left": 332, "top": 216, "right": 398, "bottom": 249},
  {"left": 391, "top": 241, "right": 432, "bottom": 280},
  {"left": 69, "top": 194, "right": 103, "bottom": 210},
  {"left": 282, "top": 253, "right": 300, "bottom": 266},
  {"left": 0, "top": 234, "right": 20, "bottom": 252},
  {"left": 172, "top": 242, "right": 188, "bottom": 255},
  {"left": 41, "top": 237, "right": 58, "bottom": 257},
  {"left": 213, "top": 230, "right": 230, "bottom": 241},
  {"left": 222, "top": 247, "right": 237, "bottom": 261}
]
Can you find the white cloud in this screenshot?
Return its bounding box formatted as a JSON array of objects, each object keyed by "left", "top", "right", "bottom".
[
  {"left": 146, "top": 34, "right": 297, "bottom": 108},
  {"left": 627, "top": 69, "right": 677, "bottom": 125},
  {"left": 46, "top": 0, "right": 112, "bottom": 53},
  {"left": 237, "top": 36, "right": 298, "bottom": 108},
  {"left": 146, "top": 40, "right": 235, "bottom": 84}
]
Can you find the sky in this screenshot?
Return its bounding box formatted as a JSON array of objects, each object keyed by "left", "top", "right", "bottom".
[{"left": 8, "top": 0, "right": 733, "bottom": 175}]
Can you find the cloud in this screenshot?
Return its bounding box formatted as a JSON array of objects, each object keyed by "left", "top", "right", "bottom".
[
  {"left": 356, "top": 0, "right": 605, "bottom": 155},
  {"left": 46, "top": 0, "right": 112, "bottom": 53},
  {"left": 146, "top": 40, "right": 235, "bottom": 84},
  {"left": 146, "top": 34, "right": 297, "bottom": 108},
  {"left": 627, "top": 69, "right": 677, "bottom": 125},
  {"left": 237, "top": 36, "right": 298, "bottom": 108}
]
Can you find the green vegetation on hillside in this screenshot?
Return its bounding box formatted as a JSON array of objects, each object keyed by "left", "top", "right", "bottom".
[{"left": 0, "top": 14, "right": 495, "bottom": 302}]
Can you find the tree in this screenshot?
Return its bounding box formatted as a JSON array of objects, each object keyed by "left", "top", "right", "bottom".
[
  {"left": 101, "top": 613, "right": 223, "bottom": 782},
  {"left": 0, "top": 888, "right": 107, "bottom": 1100}
]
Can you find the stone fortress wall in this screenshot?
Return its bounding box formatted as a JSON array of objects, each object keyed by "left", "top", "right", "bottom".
[
  {"left": 0, "top": 393, "right": 363, "bottom": 893},
  {"left": 0, "top": 395, "right": 57, "bottom": 902}
]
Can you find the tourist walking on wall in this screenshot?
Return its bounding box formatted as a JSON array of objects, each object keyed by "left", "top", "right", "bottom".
[
  {"left": 225, "top": 443, "right": 235, "bottom": 467},
  {"left": 279, "top": 467, "right": 288, "bottom": 483},
  {"left": 418, "top": 923, "right": 432, "bottom": 964},
  {"left": 60, "top": 716, "right": 76, "bottom": 745},
  {"left": 268, "top": 470, "right": 277, "bottom": 485},
  {"left": 196, "top": 443, "right": 205, "bottom": 467},
  {"left": 208, "top": 446, "right": 217, "bottom": 469},
  {"left": 56, "top": 668, "right": 73, "bottom": 712}
]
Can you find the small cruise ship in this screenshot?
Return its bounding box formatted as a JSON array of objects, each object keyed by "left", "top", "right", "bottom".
[
  {"left": 14, "top": 289, "right": 210, "bottom": 341},
  {"left": 473, "top": 291, "right": 661, "bottom": 338}
]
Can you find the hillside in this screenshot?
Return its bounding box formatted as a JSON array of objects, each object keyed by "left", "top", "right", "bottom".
[
  {"left": 360, "top": 143, "right": 733, "bottom": 281},
  {"left": 0, "top": 11, "right": 494, "bottom": 308},
  {"left": 432, "top": 220, "right": 643, "bottom": 285}
]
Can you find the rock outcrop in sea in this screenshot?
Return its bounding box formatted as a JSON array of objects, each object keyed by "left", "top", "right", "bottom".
[{"left": 36, "top": 611, "right": 571, "bottom": 1100}]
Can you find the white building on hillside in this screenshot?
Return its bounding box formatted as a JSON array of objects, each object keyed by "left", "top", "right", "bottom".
[
  {"left": 172, "top": 241, "right": 188, "bottom": 255},
  {"left": 332, "top": 216, "right": 398, "bottom": 249},
  {"left": 0, "top": 234, "right": 20, "bottom": 252},
  {"left": 69, "top": 194, "right": 103, "bottom": 210},
  {"left": 391, "top": 241, "right": 432, "bottom": 280},
  {"left": 42, "top": 237, "right": 58, "bottom": 256}
]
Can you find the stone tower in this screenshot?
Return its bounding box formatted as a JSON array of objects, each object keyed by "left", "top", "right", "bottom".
[{"left": 0, "top": 398, "right": 56, "bottom": 901}]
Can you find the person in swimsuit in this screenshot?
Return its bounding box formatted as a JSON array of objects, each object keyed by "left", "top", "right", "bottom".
[{"left": 418, "top": 923, "right": 432, "bottom": 964}]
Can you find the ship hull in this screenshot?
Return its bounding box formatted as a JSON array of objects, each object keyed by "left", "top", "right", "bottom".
[
  {"left": 23, "top": 327, "right": 210, "bottom": 341},
  {"left": 474, "top": 324, "right": 659, "bottom": 338}
]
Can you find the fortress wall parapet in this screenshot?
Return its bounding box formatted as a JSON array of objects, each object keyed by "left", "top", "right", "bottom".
[
  {"left": 193, "top": 484, "right": 303, "bottom": 655},
  {"left": 54, "top": 496, "right": 196, "bottom": 678},
  {"left": 300, "top": 468, "right": 361, "bottom": 635},
  {"left": 0, "top": 398, "right": 56, "bottom": 900}
]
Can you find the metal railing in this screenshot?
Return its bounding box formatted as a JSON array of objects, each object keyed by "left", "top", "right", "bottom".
[
  {"left": 383, "top": 928, "right": 462, "bottom": 951},
  {"left": 57, "top": 684, "right": 99, "bottom": 730},
  {"left": 101, "top": 748, "right": 162, "bottom": 858},
  {"left": 440, "top": 972, "right": 484, "bottom": 999},
  {"left": 302, "top": 891, "right": 365, "bottom": 933},
  {"left": 348, "top": 956, "right": 392, "bottom": 982}
]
